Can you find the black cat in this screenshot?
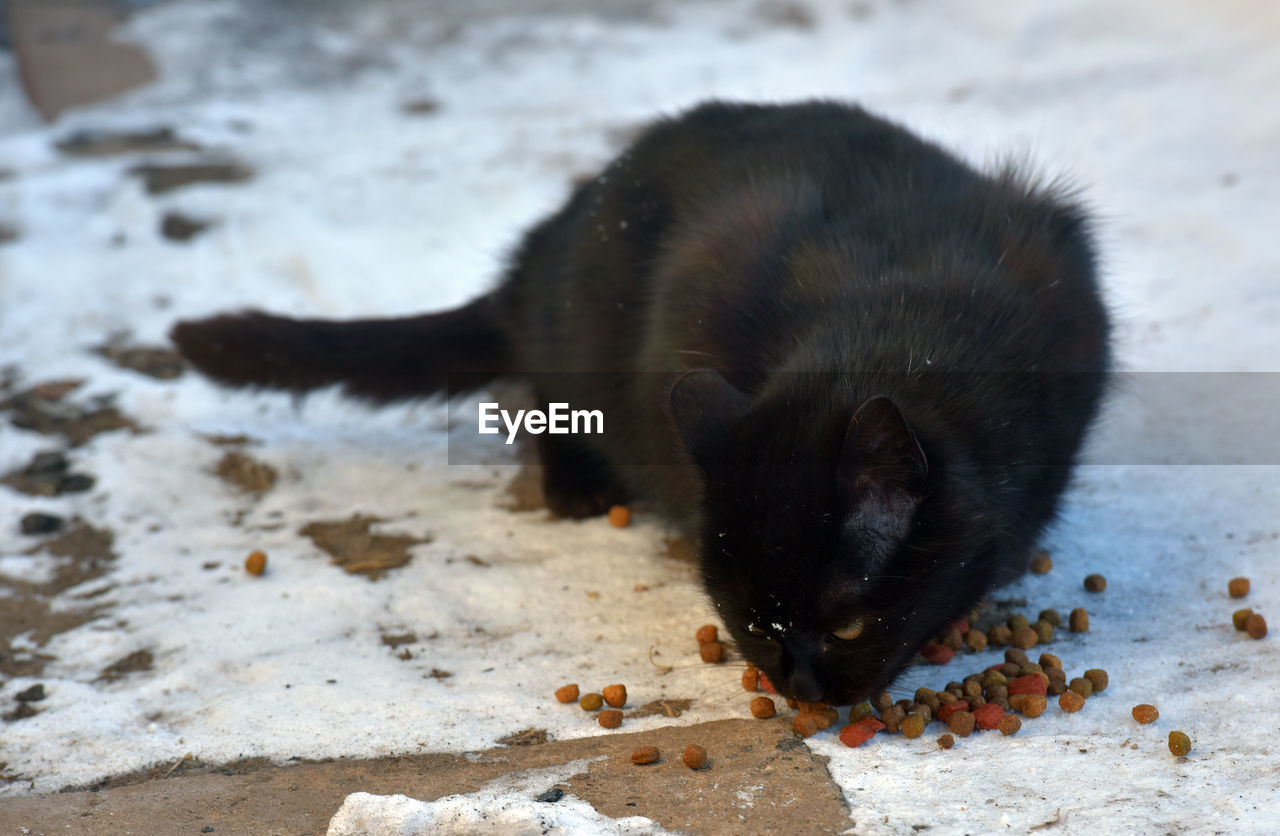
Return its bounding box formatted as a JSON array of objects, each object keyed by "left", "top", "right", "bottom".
[{"left": 172, "top": 101, "right": 1110, "bottom": 706}]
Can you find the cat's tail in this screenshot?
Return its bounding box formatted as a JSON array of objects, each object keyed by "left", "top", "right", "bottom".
[{"left": 169, "top": 296, "right": 510, "bottom": 403}]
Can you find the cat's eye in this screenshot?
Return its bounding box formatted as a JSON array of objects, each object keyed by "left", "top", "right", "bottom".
[{"left": 831, "top": 618, "right": 865, "bottom": 641}]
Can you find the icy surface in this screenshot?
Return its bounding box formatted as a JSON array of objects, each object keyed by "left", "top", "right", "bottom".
[{"left": 0, "top": 0, "right": 1278, "bottom": 833}]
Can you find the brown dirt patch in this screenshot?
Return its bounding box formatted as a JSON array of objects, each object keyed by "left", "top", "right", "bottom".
[
  {"left": 94, "top": 338, "right": 186, "bottom": 379},
  {"left": 95, "top": 649, "right": 155, "bottom": 683},
  {"left": 0, "top": 719, "right": 851, "bottom": 835},
  {"left": 0, "top": 382, "right": 140, "bottom": 446},
  {"left": 299, "top": 515, "right": 431, "bottom": 580},
  {"left": 127, "top": 161, "right": 254, "bottom": 195},
  {"left": 215, "top": 451, "right": 278, "bottom": 494},
  {"left": 54, "top": 126, "right": 201, "bottom": 156},
  {"left": 0, "top": 521, "right": 118, "bottom": 679}
]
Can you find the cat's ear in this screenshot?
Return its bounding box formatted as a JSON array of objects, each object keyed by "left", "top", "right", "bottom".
[
  {"left": 669, "top": 369, "right": 751, "bottom": 469},
  {"left": 839, "top": 395, "right": 928, "bottom": 542}
]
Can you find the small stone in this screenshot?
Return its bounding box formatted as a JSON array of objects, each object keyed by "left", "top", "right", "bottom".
[
  {"left": 15, "top": 684, "right": 46, "bottom": 702},
  {"left": 536, "top": 788, "right": 564, "bottom": 803},
  {"left": 20, "top": 513, "right": 65, "bottom": 535}
]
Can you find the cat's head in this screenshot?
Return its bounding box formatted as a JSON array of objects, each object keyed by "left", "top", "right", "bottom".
[{"left": 670, "top": 369, "right": 994, "bottom": 706}]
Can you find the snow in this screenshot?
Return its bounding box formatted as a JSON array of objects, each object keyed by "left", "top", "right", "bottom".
[{"left": 1, "top": 0, "right": 1278, "bottom": 833}]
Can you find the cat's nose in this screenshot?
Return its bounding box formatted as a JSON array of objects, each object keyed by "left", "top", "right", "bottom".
[{"left": 787, "top": 663, "right": 825, "bottom": 704}]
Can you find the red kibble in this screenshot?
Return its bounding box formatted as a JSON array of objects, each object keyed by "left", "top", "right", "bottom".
[
  {"left": 1008, "top": 674, "right": 1048, "bottom": 697},
  {"left": 920, "top": 643, "right": 955, "bottom": 665},
  {"left": 936, "top": 700, "right": 970, "bottom": 722},
  {"left": 951, "top": 618, "right": 970, "bottom": 635},
  {"left": 838, "top": 715, "right": 886, "bottom": 748},
  {"left": 972, "top": 702, "right": 1006, "bottom": 730},
  {"left": 699, "top": 641, "right": 724, "bottom": 663},
  {"left": 758, "top": 672, "right": 777, "bottom": 694}
]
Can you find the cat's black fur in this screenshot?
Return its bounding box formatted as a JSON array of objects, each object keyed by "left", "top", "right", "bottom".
[{"left": 172, "top": 101, "right": 1110, "bottom": 706}]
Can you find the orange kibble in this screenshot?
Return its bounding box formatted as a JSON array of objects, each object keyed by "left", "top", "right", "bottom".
[
  {"left": 1245, "top": 613, "right": 1267, "bottom": 639},
  {"left": 598, "top": 709, "right": 623, "bottom": 729},
  {"left": 1132, "top": 704, "right": 1159, "bottom": 724},
  {"left": 608, "top": 505, "right": 631, "bottom": 527},
  {"left": 602, "top": 684, "right": 627, "bottom": 708},
  {"left": 631, "top": 746, "right": 660, "bottom": 765},
  {"left": 742, "top": 667, "right": 759, "bottom": 692},
  {"left": 792, "top": 713, "right": 821, "bottom": 738},
  {"left": 681, "top": 744, "right": 708, "bottom": 769},
  {"left": 695, "top": 624, "right": 718, "bottom": 644},
  {"left": 554, "top": 684, "right": 579, "bottom": 703},
  {"left": 1228, "top": 577, "right": 1250, "bottom": 598},
  {"left": 749, "top": 696, "right": 776, "bottom": 719},
  {"left": 244, "top": 550, "right": 267, "bottom": 575},
  {"left": 699, "top": 641, "right": 724, "bottom": 663}
]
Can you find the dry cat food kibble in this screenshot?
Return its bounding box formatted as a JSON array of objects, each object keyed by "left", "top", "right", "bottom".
[
  {"left": 1245, "top": 613, "right": 1267, "bottom": 639},
  {"left": 695, "top": 624, "right": 718, "bottom": 644},
  {"left": 937, "top": 734, "right": 955, "bottom": 750},
  {"left": 1069, "top": 607, "right": 1090, "bottom": 632},
  {"left": 1132, "top": 704, "right": 1159, "bottom": 724},
  {"left": 602, "top": 684, "right": 627, "bottom": 708},
  {"left": 244, "top": 550, "right": 267, "bottom": 575},
  {"left": 607, "top": 505, "right": 631, "bottom": 528},
  {"left": 1083, "top": 669, "right": 1109, "bottom": 693},
  {"left": 631, "top": 746, "right": 660, "bottom": 765},
  {"left": 1232, "top": 608, "right": 1255, "bottom": 631},
  {"left": 699, "top": 641, "right": 724, "bottom": 663},
  {"left": 749, "top": 696, "right": 776, "bottom": 719},
  {"left": 554, "top": 684, "right": 580, "bottom": 703},
  {"left": 998, "top": 714, "right": 1022, "bottom": 736},
  {"left": 793, "top": 713, "right": 821, "bottom": 738},
  {"left": 1059, "top": 691, "right": 1085, "bottom": 713},
  {"left": 945, "top": 710, "right": 976, "bottom": 737},
  {"left": 1029, "top": 550, "right": 1053, "bottom": 574},
  {"left": 1228, "top": 577, "right": 1250, "bottom": 598},
  {"left": 681, "top": 743, "right": 707, "bottom": 769},
  {"left": 838, "top": 716, "right": 886, "bottom": 748},
  {"left": 1168, "top": 730, "right": 1192, "bottom": 757},
  {"left": 579, "top": 693, "right": 604, "bottom": 711},
  {"left": 742, "top": 667, "right": 759, "bottom": 691},
  {"left": 598, "top": 709, "right": 623, "bottom": 729}
]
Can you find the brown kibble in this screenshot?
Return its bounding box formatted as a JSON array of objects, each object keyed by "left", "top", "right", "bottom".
[
  {"left": 946, "top": 710, "right": 976, "bottom": 737},
  {"left": 681, "top": 743, "right": 708, "bottom": 770},
  {"left": 849, "top": 701, "right": 874, "bottom": 721},
  {"left": 1038, "top": 652, "right": 1062, "bottom": 670},
  {"left": 608, "top": 505, "right": 631, "bottom": 527},
  {"left": 987, "top": 624, "right": 1013, "bottom": 645},
  {"left": 1168, "top": 730, "right": 1192, "bottom": 757},
  {"left": 1228, "top": 577, "right": 1250, "bottom": 598},
  {"left": 699, "top": 641, "right": 724, "bottom": 663},
  {"left": 1010, "top": 694, "right": 1047, "bottom": 718},
  {"left": 1132, "top": 704, "right": 1159, "bottom": 724},
  {"left": 814, "top": 706, "right": 840, "bottom": 730},
  {"left": 1029, "top": 549, "right": 1053, "bottom": 574},
  {"left": 602, "top": 684, "right": 627, "bottom": 708},
  {"left": 1245, "top": 613, "right": 1267, "bottom": 639},
  {"left": 742, "top": 667, "right": 759, "bottom": 691},
  {"left": 937, "top": 734, "right": 955, "bottom": 750},
  {"left": 880, "top": 704, "right": 906, "bottom": 733},
  {"left": 785, "top": 697, "right": 799, "bottom": 709},
  {"left": 1068, "top": 677, "right": 1094, "bottom": 699},
  {"left": 1069, "top": 608, "right": 1090, "bottom": 632},
  {"left": 749, "top": 696, "right": 776, "bottom": 719},
  {"left": 1011, "top": 626, "right": 1039, "bottom": 650},
  {"left": 244, "top": 550, "right": 267, "bottom": 575},
  {"left": 1007, "top": 613, "right": 1030, "bottom": 632},
  {"left": 554, "top": 684, "right": 580, "bottom": 703},
  {"left": 1083, "top": 669, "right": 1109, "bottom": 693},
  {"left": 873, "top": 691, "right": 895, "bottom": 712},
  {"left": 1031, "top": 619, "right": 1054, "bottom": 644},
  {"left": 998, "top": 714, "right": 1022, "bottom": 736},
  {"left": 598, "top": 708, "right": 623, "bottom": 728},
  {"left": 942, "top": 628, "right": 964, "bottom": 651},
  {"left": 900, "top": 713, "right": 926, "bottom": 738},
  {"left": 579, "top": 692, "right": 604, "bottom": 711},
  {"left": 1004, "top": 647, "right": 1029, "bottom": 666},
  {"left": 793, "top": 713, "right": 821, "bottom": 738},
  {"left": 1059, "top": 691, "right": 1086, "bottom": 713},
  {"left": 695, "top": 624, "right": 718, "bottom": 645},
  {"left": 907, "top": 703, "right": 933, "bottom": 723},
  {"left": 964, "top": 628, "right": 988, "bottom": 651},
  {"left": 1084, "top": 573, "right": 1107, "bottom": 592},
  {"left": 1232, "top": 608, "right": 1255, "bottom": 630},
  {"left": 631, "top": 745, "right": 660, "bottom": 765},
  {"left": 1039, "top": 608, "right": 1062, "bottom": 627}
]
